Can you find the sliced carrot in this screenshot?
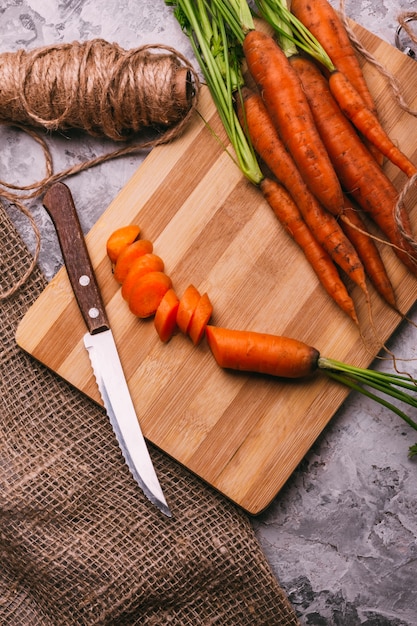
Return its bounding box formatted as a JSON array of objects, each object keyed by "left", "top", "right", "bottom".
[
  {"left": 176, "top": 284, "right": 201, "bottom": 334},
  {"left": 128, "top": 271, "right": 172, "bottom": 318},
  {"left": 205, "top": 325, "right": 319, "bottom": 378},
  {"left": 113, "top": 239, "right": 153, "bottom": 284},
  {"left": 154, "top": 288, "right": 180, "bottom": 342},
  {"left": 188, "top": 292, "right": 213, "bottom": 345},
  {"left": 106, "top": 225, "right": 141, "bottom": 263},
  {"left": 121, "top": 253, "right": 165, "bottom": 301}
]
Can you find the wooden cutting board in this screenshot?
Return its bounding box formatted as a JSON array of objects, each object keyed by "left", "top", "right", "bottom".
[{"left": 16, "top": 22, "right": 417, "bottom": 514}]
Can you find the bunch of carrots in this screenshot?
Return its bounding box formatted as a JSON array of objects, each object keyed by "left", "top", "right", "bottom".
[
  {"left": 106, "top": 223, "right": 417, "bottom": 457},
  {"left": 166, "top": 0, "right": 417, "bottom": 325}
]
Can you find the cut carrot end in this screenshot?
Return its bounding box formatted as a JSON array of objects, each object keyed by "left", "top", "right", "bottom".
[
  {"left": 128, "top": 271, "right": 172, "bottom": 318},
  {"left": 113, "top": 239, "right": 153, "bottom": 284},
  {"left": 121, "top": 253, "right": 165, "bottom": 301},
  {"left": 176, "top": 284, "right": 201, "bottom": 334},
  {"left": 154, "top": 288, "right": 180, "bottom": 342},
  {"left": 106, "top": 225, "right": 141, "bottom": 263},
  {"left": 188, "top": 292, "right": 213, "bottom": 345}
]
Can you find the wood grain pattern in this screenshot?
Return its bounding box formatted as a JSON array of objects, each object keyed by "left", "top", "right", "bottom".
[{"left": 16, "top": 22, "right": 417, "bottom": 514}]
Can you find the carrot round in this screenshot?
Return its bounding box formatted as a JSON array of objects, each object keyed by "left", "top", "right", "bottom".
[
  {"left": 113, "top": 239, "right": 153, "bottom": 284},
  {"left": 154, "top": 288, "right": 180, "bottom": 342},
  {"left": 106, "top": 225, "right": 141, "bottom": 263},
  {"left": 121, "top": 253, "right": 165, "bottom": 301},
  {"left": 128, "top": 271, "right": 172, "bottom": 318},
  {"left": 205, "top": 325, "right": 319, "bottom": 378},
  {"left": 188, "top": 292, "right": 213, "bottom": 346},
  {"left": 237, "top": 87, "right": 367, "bottom": 293},
  {"left": 260, "top": 177, "right": 358, "bottom": 323},
  {"left": 290, "top": 55, "right": 417, "bottom": 274},
  {"left": 176, "top": 284, "right": 201, "bottom": 334},
  {"left": 328, "top": 69, "right": 417, "bottom": 178},
  {"left": 242, "top": 28, "right": 345, "bottom": 216}
]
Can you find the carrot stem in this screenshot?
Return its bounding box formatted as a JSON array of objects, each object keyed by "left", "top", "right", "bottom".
[{"left": 166, "top": 0, "right": 263, "bottom": 185}]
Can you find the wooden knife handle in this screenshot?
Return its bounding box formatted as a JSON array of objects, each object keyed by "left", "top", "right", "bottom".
[{"left": 43, "top": 182, "right": 109, "bottom": 334}]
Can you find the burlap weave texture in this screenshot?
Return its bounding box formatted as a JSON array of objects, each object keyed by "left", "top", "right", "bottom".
[{"left": 0, "top": 204, "right": 300, "bottom": 625}]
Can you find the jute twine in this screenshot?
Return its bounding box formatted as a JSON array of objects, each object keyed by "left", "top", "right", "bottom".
[{"left": 0, "top": 41, "right": 200, "bottom": 299}]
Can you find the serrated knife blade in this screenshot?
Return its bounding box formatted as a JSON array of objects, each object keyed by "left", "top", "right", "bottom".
[{"left": 43, "top": 182, "right": 171, "bottom": 517}]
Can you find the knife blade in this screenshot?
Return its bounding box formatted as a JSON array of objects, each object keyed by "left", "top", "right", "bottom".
[{"left": 43, "top": 181, "right": 171, "bottom": 517}]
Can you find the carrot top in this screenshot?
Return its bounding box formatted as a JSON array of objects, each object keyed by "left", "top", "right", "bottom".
[{"left": 166, "top": 0, "right": 263, "bottom": 186}]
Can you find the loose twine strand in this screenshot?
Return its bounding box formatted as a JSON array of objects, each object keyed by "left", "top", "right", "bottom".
[{"left": 0, "top": 41, "right": 200, "bottom": 299}]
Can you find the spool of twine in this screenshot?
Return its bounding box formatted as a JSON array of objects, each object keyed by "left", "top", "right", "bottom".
[
  {"left": 0, "top": 40, "right": 200, "bottom": 299},
  {"left": 0, "top": 39, "right": 196, "bottom": 140}
]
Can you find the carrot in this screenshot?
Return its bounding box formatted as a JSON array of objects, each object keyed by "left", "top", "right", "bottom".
[
  {"left": 290, "top": 54, "right": 417, "bottom": 274},
  {"left": 205, "top": 325, "right": 319, "bottom": 378},
  {"left": 237, "top": 87, "right": 367, "bottom": 293},
  {"left": 154, "top": 288, "right": 180, "bottom": 342},
  {"left": 106, "top": 225, "right": 141, "bottom": 263},
  {"left": 242, "top": 28, "right": 345, "bottom": 216},
  {"left": 328, "top": 69, "right": 417, "bottom": 178},
  {"left": 290, "top": 0, "right": 378, "bottom": 114},
  {"left": 121, "top": 253, "right": 165, "bottom": 301},
  {"left": 340, "top": 199, "right": 397, "bottom": 308},
  {"left": 128, "top": 271, "right": 172, "bottom": 318},
  {"left": 260, "top": 177, "right": 358, "bottom": 323},
  {"left": 176, "top": 284, "right": 201, "bottom": 334},
  {"left": 113, "top": 239, "right": 153, "bottom": 284},
  {"left": 188, "top": 292, "right": 213, "bottom": 345}
]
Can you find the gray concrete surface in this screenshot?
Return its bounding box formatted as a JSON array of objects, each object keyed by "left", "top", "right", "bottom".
[{"left": 1, "top": 1, "right": 416, "bottom": 624}]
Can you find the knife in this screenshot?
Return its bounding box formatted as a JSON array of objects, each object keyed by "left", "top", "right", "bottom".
[{"left": 43, "top": 181, "right": 172, "bottom": 518}]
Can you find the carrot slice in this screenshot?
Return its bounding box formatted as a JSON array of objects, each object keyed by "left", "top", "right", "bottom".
[
  {"left": 188, "top": 292, "right": 213, "bottom": 345},
  {"left": 128, "top": 271, "right": 172, "bottom": 318},
  {"left": 154, "top": 288, "right": 180, "bottom": 342},
  {"left": 176, "top": 284, "right": 201, "bottom": 334},
  {"left": 106, "top": 225, "right": 141, "bottom": 263},
  {"left": 113, "top": 239, "right": 153, "bottom": 284},
  {"left": 121, "top": 253, "right": 165, "bottom": 301}
]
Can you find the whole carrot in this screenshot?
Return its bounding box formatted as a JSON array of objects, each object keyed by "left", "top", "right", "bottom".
[
  {"left": 290, "top": 0, "right": 377, "bottom": 115},
  {"left": 260, "top": 177, "right": 358, "bottom": 323},
  {"left": 242, "top": 28, "right": 345, "bottom": 217},
  {"left": 206, "top": 325, "right": 320, "bottom": 377},
  {"left": 237, "top": 87, "right": 367, "bottom": 294},
  {"left": 290, "top": 54, "right": 417, "bottom": 275},
  {"left": 328, "top": 70, "right": 417, "bottom": 178}
]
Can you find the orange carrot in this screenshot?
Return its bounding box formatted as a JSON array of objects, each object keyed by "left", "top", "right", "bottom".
[
  {"left": 340, "top": 200, "right": 397, "bottom": 308},
  {"left": 128, "top": 271, "right": 172, "bottom": 318},
  {"left": 290, "top": 0, "right": 377, "bottom": 115},
  {"left": 260, "top": 177, "right": 358, "bottom": 323},
  {"left": 176, "top": 284, "right": 201, "bottom": 334},
  {"left": 242, "top": 29, "right": 345, "bottom": 216},
  {"left": 113, "top": 239, "right": 153, "bottom": 284},
  {"left": 188, "top": 292, "right": 213, "bottom": 345},
  {"left": 290, "top": 55, "right": 417, "bottom": 274},
  {"left": 154, "top": 288, "right": 180, "bottom": 342},
  {"left": 106, "top": 225, "right": 141, "bottom": 263},
  {"left": 237, "top": 87, "right": 367, "bottom": 293},
  {"left": 205, "top": 325, "right": 319, "bottom": 378},
  {"left": 290, "top": 0, "right": 386, "bottom": 166},
  {"left": 121, "top": 253, "right": 165, "bottom": 301},
  {"left": 328, "top": 69, "right": 417, "bottom": 178}
]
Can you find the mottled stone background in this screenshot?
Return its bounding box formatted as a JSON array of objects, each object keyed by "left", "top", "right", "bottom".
[{"left": 1, "top": 1, "right": 416, "bottom": 624}]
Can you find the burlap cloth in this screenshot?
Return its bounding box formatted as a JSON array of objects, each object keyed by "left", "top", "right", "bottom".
[{"left": 0, "top": 203, "right": 300, "bottom": 625}]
